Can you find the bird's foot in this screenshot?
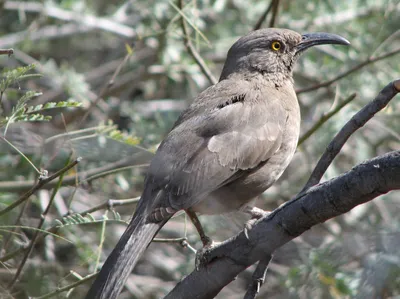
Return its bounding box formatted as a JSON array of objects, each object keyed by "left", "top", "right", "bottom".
[
  {"left": 243, "top": 207, "right": 271, "bottom": 240},
  {"left": 195, "top": 239, "right": 221, "bottom": 270}
]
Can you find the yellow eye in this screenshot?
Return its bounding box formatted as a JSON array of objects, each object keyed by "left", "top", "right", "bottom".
[{"left": 271, "top": 41, "right": 281, "bottom": 51}]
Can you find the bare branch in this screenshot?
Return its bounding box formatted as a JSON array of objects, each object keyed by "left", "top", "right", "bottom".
[
  {"left": 0, "top": 155, "right": 149, "bottom": 193},
  {"left": 79, "top": 197, "right": 140, "bottom": 216},
  {"left": 0, "top": 158, "right": 81, "bottom": 217},
  {"left": 302, "top": 79, "right": 400, "bottom": 191},
  {"left": 298, "top": 93, "right": 357, "bottom": 146},
  {"left": 296, "top": 48, "right": 400, "bottom": 94},
  {"left": 164, "top": 150, "right": 400, "bottom": 298},
  {"left": 268, "top": 0, "right": 280, "bottom": 28},
  {"left": 178, "top": 0, "right": 217, "bottom": 85},
  {"left": 243, "top": 256, "right": 272, "bottom": 299},
  {"left": 78, "top": 48, "right": 134, "bottom": 126},
  {"left": 35, "top": 272, "right": 98, "bottom": 299},
  {"left": 253, "top": 0, "right": 274, "bottom": 31},
  {"left": 7, "top": 158, "right": 77, "bottom": 290}
]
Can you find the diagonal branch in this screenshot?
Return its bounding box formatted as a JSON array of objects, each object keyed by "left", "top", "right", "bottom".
[
  {"left": 164, "top": 150, "right": 400, "bottom": 298},
  {"left": 0, "top": 155, "right": 149, "bottom": 193},
  {"left": 268, "top": 0, "right": 280, "bottom": 28},
  {"left": 0, "top": 158, "right": 81, "bottom": 217},
  {"left": 163, "top": 80, "right": 400, "bottom": 298},
  {"left": 7, "top": 159, "right": 72, "bottom": 290},
  {"left": 296, "top": 48, "right": 400, "bottom": 94},
  {"left": 302, "top": 79, "right": 400, "bottom": 191},
  {"left": 243, "top": 256, "right": 272, "bottom": 299},
  {"left": 178, "top": 0, "right": 217, "bottom": 85},
  {"left": 298, "top": 93, "right": 357, "bottom": 146},
  {"left": 253, "top": 0, "right": 275, "bottom": 31}
]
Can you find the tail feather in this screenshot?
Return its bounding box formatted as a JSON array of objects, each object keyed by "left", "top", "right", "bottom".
[{"left": 85, "top": 214, "right": 166, "bottom": 299}]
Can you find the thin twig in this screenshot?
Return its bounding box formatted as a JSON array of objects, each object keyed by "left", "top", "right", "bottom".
[
  {"left": 7, "top": 159, "right": 70, "bottom": 290},
  {"left": 94, "top": 211, "right": 108, "bottom": 274},
  {"left": 0, "top": 158, "right": 81, "bottom": 217},
  {"left": 169, "top": 0, "right": 211, "bottom": 46},
  {"left": 78, "top": 46, "right": 134, "bottom": 125},
  {"left": 178, "top": 0, "right": 217, "bottom": 85},
  {"left": 0, "top": 48, "right": 13, "bottom": 56},
  {"left": 301, "top": 79, "right": 400, "bottom": 192},
  {"left": 82, "top": 164, "right": 148, "bottom": 183},
  {"left": 79, "top": 197, "right": 140, "bottom": 216},
  {"left": 297, "top": 48, "right": 400, "bottom": 94},
  {"left": 34, "top": 237, "right": 188, "bottom": 298},
  {"left": 0, "top": 136, "right": 42, "bottom": 174},
  {"left": 253, "top": 0, "right": 274, "bottom": 31},
  {"left": 268, "top": 0, "right": 280, "bottom": 28},
  {"left": 152, "top": 237, "right": 187, "bottom": 243},
  {"left": 298, "top": 93, "right": 357, "bottom": 146},
  {"left": 244, "top": 256, "right": 273, "bottom": 299},
  {"left": 0, "top": 198, "right": 29, "bottom": 254},
  {"left": 0, "top": 155, "right": 147, "bottom": 193},
  {"left": 35, "top": 272, "right": 98, "bottom": 299},
  {"left": 0, "top": 244, "right": 28, "bottom": 263},
  {"left": 0, "top": 212, "right": 188, "bottom": 264}
]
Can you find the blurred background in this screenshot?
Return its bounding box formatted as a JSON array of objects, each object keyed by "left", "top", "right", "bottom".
[{"left": 0, "top": 0, "right": 399, "bottom": 298}]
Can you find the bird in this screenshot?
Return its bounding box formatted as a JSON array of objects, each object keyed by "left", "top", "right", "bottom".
[{"left": 85, "top": 28, "right": 350, "bottom": 299}]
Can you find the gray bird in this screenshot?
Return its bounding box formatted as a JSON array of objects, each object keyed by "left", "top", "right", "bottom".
[{"left": 86, "top": 28, "right": 349, "bottom": 299}]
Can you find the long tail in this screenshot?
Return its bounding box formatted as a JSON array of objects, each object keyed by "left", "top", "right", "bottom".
[{"left": 85, "top": 212, "right": 167, "bottom": 299}]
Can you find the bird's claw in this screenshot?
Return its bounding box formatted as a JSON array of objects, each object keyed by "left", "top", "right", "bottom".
[
  {"left": 243, "top": 207, "right": 271, "bottom": 240},
  {"left": 195, "top": 239, "right": 220, "bottom": 270}
]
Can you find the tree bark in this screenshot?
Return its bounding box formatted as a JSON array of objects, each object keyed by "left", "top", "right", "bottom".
[{"left": 165, "top": 150, "right": 400, "bottom": 299}]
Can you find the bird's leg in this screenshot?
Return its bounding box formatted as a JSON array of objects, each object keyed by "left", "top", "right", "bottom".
[
  {"left": 185, "top": 209, "right": 221, "bottom": 269},
  {"left": 242, "top": 206, "right": 271, "bottom": 240},
  {"left": 185, "top": 208, "right": 212, "bottom": 247}
]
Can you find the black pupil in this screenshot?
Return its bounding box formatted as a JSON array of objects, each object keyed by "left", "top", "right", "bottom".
[{"left": 274, "top": 43, "right": 280, "bottom": 49}]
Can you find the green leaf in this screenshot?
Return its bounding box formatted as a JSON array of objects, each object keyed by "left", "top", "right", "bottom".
[
  {"left": 25, "top": 100, "right": 82, "bottom": 114},
  {"left": 13, "top": 114, "right": 52, "bottom": 122}
]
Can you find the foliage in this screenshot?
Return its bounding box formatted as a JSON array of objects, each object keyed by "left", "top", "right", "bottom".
[{"left": 0, "top": 0, "right": 399, "bottom": 298}]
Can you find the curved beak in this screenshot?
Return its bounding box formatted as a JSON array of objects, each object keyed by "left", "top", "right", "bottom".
[{"left": 296, "top": 32, "right": 350, "bottom": 54}]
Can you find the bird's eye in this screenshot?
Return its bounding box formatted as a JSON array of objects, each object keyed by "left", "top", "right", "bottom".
[{"left": 271, "top": 41, "right": 281, "bottom": 51}]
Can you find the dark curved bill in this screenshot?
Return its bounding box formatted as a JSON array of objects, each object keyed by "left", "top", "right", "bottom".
[{"left": 296, "top": 32, "right": 350, "bottom": 54}]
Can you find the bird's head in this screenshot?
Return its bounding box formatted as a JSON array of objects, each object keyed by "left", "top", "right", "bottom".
[{"left": 220, "top": 28, "right": 350, "bottom": 85}]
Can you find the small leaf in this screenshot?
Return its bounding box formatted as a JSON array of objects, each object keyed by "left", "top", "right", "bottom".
[
  {"left": 54, "top": 219, "right": 64, "bottom": 227},
  {"left": 13, "top": 114, "right": 52, "bottom": 122},
  {"left": 125, "top": 43, "right": 134, "bottom": 55},
  {"left": 86, "top": 213, "right": 96, "bottom": 222}
]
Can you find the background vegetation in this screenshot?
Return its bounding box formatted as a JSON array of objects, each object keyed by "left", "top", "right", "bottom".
[{"left": 0, "top": 0, "right": 399, "bottom": 298}]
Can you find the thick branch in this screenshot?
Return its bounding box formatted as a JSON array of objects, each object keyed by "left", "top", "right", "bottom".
[{"left": 164, "top": 151, "right": 400, "bottom": 298}]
